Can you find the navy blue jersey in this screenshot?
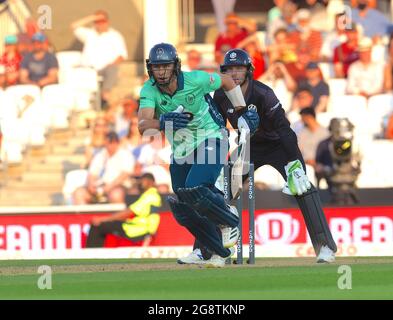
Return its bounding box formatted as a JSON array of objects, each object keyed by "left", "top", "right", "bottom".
[{"left": 213, "top": 80, "right": 300, "bottom": 161}]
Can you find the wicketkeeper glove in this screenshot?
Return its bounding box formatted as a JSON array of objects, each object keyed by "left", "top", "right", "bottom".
[
  {"left": 283, "top": 159, "right": 311, "bottom": 196},
  {"left": 159, "top": 111, "right": 192, "bottom": 131},
  {"left": 237, "top": 109, "right": 260, "bottom": 138}
]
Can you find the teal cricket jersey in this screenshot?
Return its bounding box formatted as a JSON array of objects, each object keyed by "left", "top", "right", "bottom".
[{"left": 139, "top": 70, "right": 223, "bottom": 159}]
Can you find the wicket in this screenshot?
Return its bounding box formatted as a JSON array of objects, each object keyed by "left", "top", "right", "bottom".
[{"left": 223, "top": 162, "right": 255, "bottom": 264}]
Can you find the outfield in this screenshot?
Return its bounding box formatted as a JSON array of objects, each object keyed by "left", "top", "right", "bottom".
[{"left": 0, "top": 257, "right": 393, "bottom": 300}]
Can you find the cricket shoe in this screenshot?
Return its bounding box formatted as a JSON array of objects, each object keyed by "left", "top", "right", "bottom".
[
  {"left": 177, "top": 249, "right": 205, "bottom": 265},
  {"left": 316, "top": 245, "right": 336, "bottom": 263},
  {"left": 220, "top": 206, "right": 240, "bottom": 248},
  {"left": 204, "top": 247, "right": 235, "bottom": 268}
]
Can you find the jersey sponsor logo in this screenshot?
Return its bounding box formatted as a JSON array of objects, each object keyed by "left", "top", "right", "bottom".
[
  {"left": 247, "top": 104, "right": 257, "bottom": 112},
  {"left": 209, "top": 75, "right": 215, "bottom": 84},
  {"left": 186, "top": 94, "right": 195, "bottom": 105}
]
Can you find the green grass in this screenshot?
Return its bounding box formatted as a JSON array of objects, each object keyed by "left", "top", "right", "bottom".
[{"left": 1, "top": 258, "right": 393, "bottom": 300}]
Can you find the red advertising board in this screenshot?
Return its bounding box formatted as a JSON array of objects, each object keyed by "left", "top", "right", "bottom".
[{"left": 0, "top": 206, "right": 392, "bottom": 250}]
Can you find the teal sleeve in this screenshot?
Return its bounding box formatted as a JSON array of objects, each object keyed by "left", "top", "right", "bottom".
[{"left": 139, "top": 84, "right": 156, "bottom": 109}]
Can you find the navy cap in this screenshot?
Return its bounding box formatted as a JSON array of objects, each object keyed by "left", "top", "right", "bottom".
[{"left": 32, "top": 32, "right": 47, "bottom": 42}]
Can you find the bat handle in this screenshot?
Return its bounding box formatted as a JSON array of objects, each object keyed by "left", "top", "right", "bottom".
[
  {"left": 174, "top": 105, "right": 184, "bottom": 113},
  {"left": 239, "top": 128, "right": 247, "bottom": 145}
]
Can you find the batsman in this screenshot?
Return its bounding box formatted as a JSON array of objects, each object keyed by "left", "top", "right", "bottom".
[
  {"left": 138, "top": 43, "right": 260, "bottom": 267},
  {"left": 180, "top": 49, "right": 337, "bottom": 264}
]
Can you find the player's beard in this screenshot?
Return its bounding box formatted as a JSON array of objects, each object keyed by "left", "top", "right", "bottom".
[{"left": 155, "top": 69, "right": 175, "bottom": 87}]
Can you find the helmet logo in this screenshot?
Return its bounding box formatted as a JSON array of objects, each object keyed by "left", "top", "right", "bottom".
[
  {"left": 229, "top": 52, "right": 237, "bottom": 59},
  {"left": 156, "top": 48, "right": 165, "bottom": 57}
]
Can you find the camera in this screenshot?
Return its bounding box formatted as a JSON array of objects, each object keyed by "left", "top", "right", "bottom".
[{"left": 317, "top": 118, "right": 361, "bottom": 205}]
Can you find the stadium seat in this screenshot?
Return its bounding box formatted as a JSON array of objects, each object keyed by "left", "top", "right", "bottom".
[
  {"left": 317, "top": 111, "right": 334, "bottom": 128},
  {"left": 327, "top": 78, "right": 347, "bottom": 112},
  {"left": 328, "top": 95, "right": 368, "bottom": 125},
  {"left": 41, "top": 84, "right": 75, "bottom": 129},
  {"left": 56, "top": 51, "right": 82, "bottom": 70},
  {"left": 60, "top": 67, "right": 99, "bottom": 111},
  {"left": 356, "top": 140, "right": 393, "bottom": 188},
  {"left": 367, "top": 94, "right": 393, "bottom": 119},
  {"left": 0, "top": 137, "right": 23, "bottom": 164},
  {"left": 4, "top": 85, "right": 47, "bottom": 146}
]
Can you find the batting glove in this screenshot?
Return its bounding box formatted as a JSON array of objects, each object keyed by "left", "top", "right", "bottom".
[
  {"left": 283, "top": 160, "right": 311, "bottom": 196},
  {"left": 159, "top": 112, "right": 192, "bottom": 131}
]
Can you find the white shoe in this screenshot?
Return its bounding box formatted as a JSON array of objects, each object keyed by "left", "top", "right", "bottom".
[
  {"left": 221, "top": 206, "right": 240, "bottom": 248},
  {"left": 204, "top": 247, "right": 235, "bottom": 268},
  {"left": 177, "top": 249, "right": 205, "bottom": 265},
  {"left": 316, "top": 245, "right": 335, "bottom": 263}
]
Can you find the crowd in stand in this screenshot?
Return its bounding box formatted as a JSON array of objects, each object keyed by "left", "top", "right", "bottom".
[{"left": 2, "top": 1, "right": 393, "bottom": 206}]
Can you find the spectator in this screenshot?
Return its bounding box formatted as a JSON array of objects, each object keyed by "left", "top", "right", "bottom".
[
  {"left": 108, "top": 95, "right": 138, "bottom": 140},
  {"left": 123, "top": 117, "right": 141, "bottom": 149},
  {"left": 297, "top": 62, "right": 329, "bottom": 112},
  {"left": 134, "top": 133, "right": 171, "bottom": 194},
  {"left": 260, "top": 60, "right": 296, "bottom": 92},
  {"left": 182, "top": 49, "right": 202, "bottom": 71},
  {"left": 214, "top": 12, "right": 257, "bottom": 64},
  {"left": 83, "top": 116, "right": 110, "bottom": 168},
  {"left": 267, "top": 0, "right": 298, "bottom": 44},
  {"left": 19, "top": 32, "right": 59, "bottom": 87},
  {"left": 320, "top": 12, "right": 349, "bottom": 62},
  {"left": 383, "top": 36, "right": 393, "bottom": 93},
  {"left": 346, "top": 37, "right": 384, "bottom": 98},
  {"left": 267, "top": 28, "right": 297, "bottom": 64},
  {"left": 71, "top": 10, "right": 128, "bottom": 109},
  {"left": 290, "top": 86, "right": 315, "bottom": 133},
  {"left": 17, "top": 33, "right": 33, "bottom": 57},
  {"left": 333, "top": 23, "right": 359, "bottom": 78},
  {"left": 237, "top": 33, "right": 266, "bottom": 79},
  {"left": 73, "top": 131, "right": 135, "bottom": 204},
  {"left": 290, "top": 85, "right": 314, "bottom": 110},
  {"left": 297, "top": 107, "right": 330, "bottom": 166},
  {"left": 295, "top": 0, "right": 330, "bottom": 32},
  {"left": 268, "top": 0, "right": 288, "bottom": 23},
  {"left": 0, "top": 65, "right": 5, "bottom": 89},
  {"left": 351, "top": 0, "right": 392, "bottom": 40},
  {"left": 289, "top": 9, "right": 323, "bottom": 61},
  {"left": 285, "top": 45, "right": 311, "bottom": 84},
  {"left": 86, "top": 173, "right": 162, "bottom": 248},
  {"left": 1, "top": 35, "right": 22, "bottom": 86}
]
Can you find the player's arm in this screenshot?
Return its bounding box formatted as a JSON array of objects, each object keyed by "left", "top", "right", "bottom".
[
  {"left": 91, "top": 209, "right": 132, "bottom": 226},
  {"left": 218, "top": 73, "right": 247, "bottom": 111},
  {"left": 70, "top": 14, "right": 99, "bottom": 30},
  {"left": 138, "top": 107, "right": 160, "bottom": 134},
  {"left": 138, "top": 107, "right": 191, "bottom": 135}
]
